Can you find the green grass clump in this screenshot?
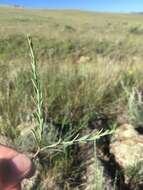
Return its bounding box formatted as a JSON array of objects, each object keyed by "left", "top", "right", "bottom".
[{"left": 129, "top": 24, "right": 143, "bottom": 35}]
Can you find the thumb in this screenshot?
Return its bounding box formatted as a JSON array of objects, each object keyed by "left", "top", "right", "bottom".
[
  {"left": 11, "top": 153, "right": 35, "bottom": 180},
  {"left": 7, "top": 183, "right": 21, "bottom": 190}
]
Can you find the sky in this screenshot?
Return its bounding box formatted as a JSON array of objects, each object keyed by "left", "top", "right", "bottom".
[{"left": 0, "top": 0, "right": 143, "bottom": 13}]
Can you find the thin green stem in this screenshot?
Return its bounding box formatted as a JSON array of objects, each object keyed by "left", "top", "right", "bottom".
[{"left": 27, "top": 35, "right": 44, "bottom": 146}]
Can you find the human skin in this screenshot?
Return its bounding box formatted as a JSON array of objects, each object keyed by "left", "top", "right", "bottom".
[{"left": 0, "top": 145, "right": 35, "bottom": 190}]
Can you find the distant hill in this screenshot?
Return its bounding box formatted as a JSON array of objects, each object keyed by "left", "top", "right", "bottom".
[
  {"left": 131, "top": 12, "right": 143, "bottom": 15},
  {"left": 0, "top": 4, "right": 25, "bottom": 8}
]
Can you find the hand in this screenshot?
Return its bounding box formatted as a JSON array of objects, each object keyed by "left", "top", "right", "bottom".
[{"left": 0, "top": 145, "right": 35, "bottom": 190}]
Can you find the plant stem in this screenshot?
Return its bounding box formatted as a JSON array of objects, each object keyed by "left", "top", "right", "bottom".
[{"left": 27, "top": 35, "right": 44, "bottom": 146}]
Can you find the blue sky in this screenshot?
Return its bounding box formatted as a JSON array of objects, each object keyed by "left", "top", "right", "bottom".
[{"left": 0, "top": 0, "right": 143, "bottom": 12}]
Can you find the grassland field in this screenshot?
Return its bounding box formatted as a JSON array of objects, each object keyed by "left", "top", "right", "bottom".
[{"left": 1, "top": 6, "right": 143, "bottom": 190}]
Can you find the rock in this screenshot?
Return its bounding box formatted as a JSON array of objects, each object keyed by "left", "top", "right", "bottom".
[
  {"left": 110, "top": 124, "right": 143, "bottom": 169},
  {"left": 110, "top": 124, "right": 143, "bottom": 184},
  {"left": 77, "top": 56, "right": 91, "bottom": 64}
]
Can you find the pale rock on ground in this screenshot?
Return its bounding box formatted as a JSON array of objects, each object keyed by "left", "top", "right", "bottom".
[
  {"left": 77, "top": 56, "right": 91, "bottom": 64},
  {"left": 110, "top": 123, "right": 143, "bottom": 169}
]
